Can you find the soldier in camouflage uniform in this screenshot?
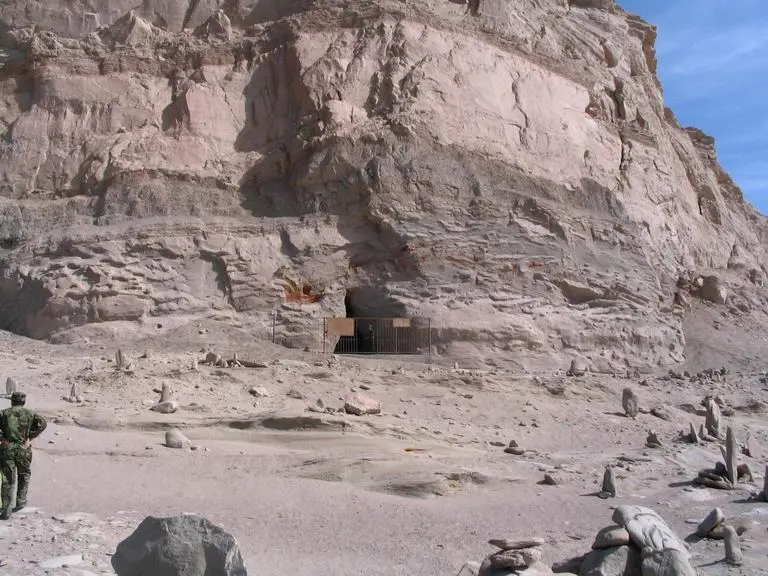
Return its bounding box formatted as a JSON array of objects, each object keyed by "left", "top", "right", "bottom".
[{"left": 0, "top": 392, "right": 47, "bottom": 520}]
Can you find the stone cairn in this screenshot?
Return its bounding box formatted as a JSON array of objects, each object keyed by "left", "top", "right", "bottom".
[
  {"left": 457, "top": 537, "right": 550, "bottom": 576},
  {"left": 455, "top": 505, "right": 701, "bottom": 575},
  {"left": 579, "top": 505, "right": 697, "bottom": 576},
  {"left": 62, "top": 381, "right": 82, "bottom": 403},
  {"left": 691, "top": 425, "right": 754, "bottom": 490},
  {"left": 694, "top": 507, "right": 748, "bottom": 565},
  {"left": 115, "top": 349, "right": 134, "bottom": 373},
  {"left": 150, "top": 382, "right": 179, "bottom": 414}
]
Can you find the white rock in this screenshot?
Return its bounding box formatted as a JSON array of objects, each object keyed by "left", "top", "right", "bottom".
[
  {"left": 165, "top": 429, "right": 190, "bottom": 449},
  {"left": 151, "top": 400, "right": 179, "bottom": 414},
  {"left": 344, "top": 393, "right": 382, "bottom": 416}
]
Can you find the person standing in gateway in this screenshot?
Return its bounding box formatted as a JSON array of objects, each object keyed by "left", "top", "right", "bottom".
[{"left": 0, "top": 392, "right": 47, "bottom": 520}]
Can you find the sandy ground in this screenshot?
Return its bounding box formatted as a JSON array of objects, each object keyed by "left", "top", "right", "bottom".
[{"left": 0, "top": 306, "right": 767, "bottom": 575}]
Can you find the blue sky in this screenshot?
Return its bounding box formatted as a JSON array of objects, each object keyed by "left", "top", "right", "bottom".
[{"left": 618, "top": 1, "right": 768, "bottom": 214}]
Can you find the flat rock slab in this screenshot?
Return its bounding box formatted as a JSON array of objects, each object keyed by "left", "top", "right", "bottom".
[
  {"left": 611, "top": 505, "right": 688, "bottom": 555},
  {"left": 489, "top": 537, "right": 545, "bottom": 550},
  {"left": 580, "top": 545, "right": 640, "bottom": 576}
]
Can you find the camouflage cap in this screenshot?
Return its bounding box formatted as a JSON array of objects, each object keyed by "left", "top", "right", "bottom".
[{"left": 10, "top": 391, "right": 25, "bottom": 403}]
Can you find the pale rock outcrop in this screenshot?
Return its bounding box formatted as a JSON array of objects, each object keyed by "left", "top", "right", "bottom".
[{"left": 0, "top": 0, "right": 765, "bottom": 371}]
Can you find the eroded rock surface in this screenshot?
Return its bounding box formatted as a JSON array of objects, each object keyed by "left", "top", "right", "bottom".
[{"left": 0, "top": 0, "right": 766, "bottom": 371}]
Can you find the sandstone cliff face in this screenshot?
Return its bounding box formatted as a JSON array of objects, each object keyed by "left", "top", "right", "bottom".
[{"left": 0, "top": 0, "right": 765, "bottom": 370}]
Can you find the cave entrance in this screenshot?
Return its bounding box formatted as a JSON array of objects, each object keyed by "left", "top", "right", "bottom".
[{"left": 330, "top": 288, "right": 430, "bottom": 355}]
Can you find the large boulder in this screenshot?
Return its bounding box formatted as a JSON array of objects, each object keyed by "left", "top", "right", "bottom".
[
  {"left": 579, "top": 546, "right": 640, "bottom": 576},
  {"left": 111, "top": 515, "right": 247, "bottom": 576},
  {"left": 611, "top": 506, "right": 688, "bottom": 555}
]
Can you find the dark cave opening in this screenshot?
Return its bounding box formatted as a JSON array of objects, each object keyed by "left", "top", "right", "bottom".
[{"left": 332, "top": 288, "right": 428, "bottom": 355}]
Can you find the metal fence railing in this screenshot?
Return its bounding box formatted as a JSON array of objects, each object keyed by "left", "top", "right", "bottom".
[
  {"left": 323, "top": 317, "right": 431, "bottom": 355},
  {"left": 268, "top": 316, "right": 432, "bottom": 356}
]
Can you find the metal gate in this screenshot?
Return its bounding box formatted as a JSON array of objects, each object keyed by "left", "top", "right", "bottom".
[{"left": 324, "top": 317, "right": 431, "bottom": 355}]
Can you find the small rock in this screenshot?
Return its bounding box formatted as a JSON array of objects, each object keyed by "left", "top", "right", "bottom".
[
  {"left": 688, "top": 422, "right": 700, "bottom": 444},
  {"left": 504, "top": 446, "right": 526, "bottom": 456},
  {"left": 737, "top": 463, "right": 754, "bottom": 483},
  {"left": 286, "top": 388, "right": 305, "bottom": 400},
  {"left": 541, "top": 474, "right": 559, "bottom": 486},
  {"left": 723, "top": 525, "right": 743, "bottom": 565},
  {"left": 164, "top": 429, "right": 189, "bottom": 449},
  {"left": 650, "top": 405, "right": 672, "bottom": 421},
  {"left": 546, "top": 383, "right": 566, "bottom": 396},
  {"left": 645, "top": 430, "right": 663, "bottom": 448},
  {"left": 591, "top": 525, "right": 630, "bottom": 549},
  {"left": 150, "top": 400, "right": 179, "bottom": 414},
  {"left": 344, "top": 393, "right": 382, "bottom": 416},
  {"left": 249, "top": 387, "right": 269, "bottom": 398},
  {"left": 708, "top": 518, "right": 750, "bottom": 539},
  {"left": 704, "top": 396, "right": 721, "bottom": 439},
  {"left": 598, "top": 466, "right": 616, "bottom": 498},
  {"left": 622, "top": 388, "right": 639, "bottom": 418},
  {"left": 567, "top": 359, "right": 587, "bottom": 377},
  {"left": 713, "top": 461, "right": 728, "bottom": 478},
  {"left": 160, "top": 382, "right": 172, "bottom": 403},
  {"left": 695, "top": 508, "right": 724, "bottom": 537}
]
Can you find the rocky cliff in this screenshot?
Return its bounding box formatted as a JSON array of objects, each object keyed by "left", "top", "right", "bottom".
[{"left": 0, "top": 0, "right": 765, "bottom": 370}]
